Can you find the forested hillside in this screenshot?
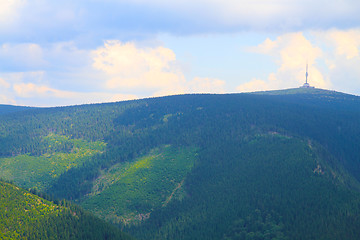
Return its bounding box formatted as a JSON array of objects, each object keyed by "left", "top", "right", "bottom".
[
  {"left": 0, "top": 104, "right": 33, "bottom": 115},
  {"left": 0, "top": 180, "right": 132, "bottom": 240},
  {"left": 1, "top": 88, "right": 360, "bottom": 239}
]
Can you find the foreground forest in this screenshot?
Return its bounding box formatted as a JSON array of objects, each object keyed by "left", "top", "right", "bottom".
[
  {"left": 0, "top": 180, "right": 132, "bottom": 240},
  {"left": 1, "top": 88, "right": 360, "bottom": 239}
]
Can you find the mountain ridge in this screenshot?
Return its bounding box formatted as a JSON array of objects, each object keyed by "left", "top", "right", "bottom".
[
  {"left": 1, "top": 88, "right": 360, "bottom": 239},
  {"left": 2, "top": 87, "right": 359, "bottom": 110}
]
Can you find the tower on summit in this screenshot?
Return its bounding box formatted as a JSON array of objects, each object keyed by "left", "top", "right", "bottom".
[{"left": 301, "top": 63, "right": 314, "bottom": 88}]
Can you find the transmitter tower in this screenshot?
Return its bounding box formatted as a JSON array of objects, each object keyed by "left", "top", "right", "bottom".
[{"left": 301, "top": 63, "right": 313, "bottom": 88}]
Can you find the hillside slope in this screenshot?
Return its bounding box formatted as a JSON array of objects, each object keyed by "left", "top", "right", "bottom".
[
  {"left": 1, "top": 88, "right": 360, "bottom": 239},
  {"left": 130, "top": 135, "right": 360, "bottom": 239},
  {"left": 0, "top": 180, "right": 132, "bottom": 240},
  {"left": 0, "top": 104, "right": 33, "bottom": 115}
]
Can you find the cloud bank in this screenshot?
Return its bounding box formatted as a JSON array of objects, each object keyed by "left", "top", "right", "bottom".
[
  {"left": 238, "top": 29, "right": 360, "bottom": 94},
  {"left": 91, "top": 41, "right": 225, "bottom": 97},
  {"left": 238, "top": 32, "right": 328, "bottom": 92},
  {"left": 92, "top": 41, "right": 186, "bottom": 95},
  {"left": 1, "top": 1, "right": 360, "bottom": 106},
  {"left": 0, "top": 40, "right": 225, "bottom": 106},
  {"left": 1, "top": 0, "right": 360, "bottom": 44}
]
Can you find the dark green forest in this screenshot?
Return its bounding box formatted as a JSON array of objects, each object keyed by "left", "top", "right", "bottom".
[
  {"left": 0, "top": 180, "right": 132, "bottom": 240},
  {"left": 0, "top": 105, "right": 33, "bottom": 116},
  {"left": 1, "top": 88, "right": 360, "bottom": 239}
]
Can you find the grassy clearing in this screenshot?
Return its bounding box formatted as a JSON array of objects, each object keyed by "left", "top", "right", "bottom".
[
  {"left": 81, "top": 145, "right": 197, "bottom": 225},
  {"left": 0, "top": 134, "right": 105, "bottom": 191}
]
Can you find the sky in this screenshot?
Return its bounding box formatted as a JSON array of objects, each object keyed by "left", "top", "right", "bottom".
[{"left": 1, "top": 0, "right": 360, "bottom": 106}]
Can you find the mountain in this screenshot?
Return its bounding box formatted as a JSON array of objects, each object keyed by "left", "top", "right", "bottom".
[
  {"left": 1, "top": 87, "right": 360, "bottom": 239},
  {"left": 0, "top": 180, "right": 133, "bottom": 240},
  {"left": 0, "top": 104, "right": 33, "bottom": 115}
]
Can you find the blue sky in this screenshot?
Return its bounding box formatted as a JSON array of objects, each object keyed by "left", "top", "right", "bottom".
[{"left": 1, "top": 0, "right": 360, "bottom": 106}]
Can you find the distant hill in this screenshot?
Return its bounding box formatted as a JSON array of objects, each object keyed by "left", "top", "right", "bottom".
[
  {"left": 1, "top": 87, "right": 360, "bottom": 239},
  {"left": 0, "top": 180, "right": 133, "bottom": 240},
  {"left": 0, "top": 104, "right": 33, "bottom": 115}
]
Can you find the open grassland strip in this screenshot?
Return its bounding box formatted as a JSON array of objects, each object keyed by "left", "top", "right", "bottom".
[
  {"left": 81, "top": 145, "right": 197, "bottom": 225},
  {"left": 0, "top": 134, "right": 106, "bottom": 191}
]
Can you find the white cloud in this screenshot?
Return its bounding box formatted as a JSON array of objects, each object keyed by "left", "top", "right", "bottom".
[
  {"left": 317, "top": 29, "right": 360, "bottom": 60},
  {"left": 92, "top": 40, "right": 186, "bottom": 93},
  {"left": 237, "top": 75, "right": 276, "bottom": 93},
  {"left": 0, "top": 78, "right": 10, "bottom": 88},
  {"left": 109, "top": 93, "right": 138, "bottom": 102},
  {"left": 240, "top": 29, "right": 360, "bottom": 95},
  {"left": 13, "top": 83, "right": 65, "bottom": 98},
  {"left": 312, "top": 29, "right": 360, "bottom": 94},
  {"left": 0, "top": 0, "right": 25, "bottom": 30},
  {"left": 0, "top": 39, "right": 227, "bottom": 106},
  {"left": 187, "top": 77, "right": 225, "bottom": 94},
  {"left": 0, "top": 68, "right": 139, "bottom": 106},
  {"left": 1, "top": 0, "right": 360, "bottom": 45},
  {"left": 0, "top": 95, "right": 16, "bottom": 105},
  {"left": 11, "top": 82, "right": 138, "bottom": 106},
  {"left": 0, "top": 77, "right": 15, "bottom": 104},
  {"left": 239, "top": 32, "right": 330, "bottom": 92},
  {"left": 0, "top": 41, "right": 104, "bottom": 94},
  {"left": 0, "top": 43, "right": 46, "bottom": 69},
  {"left": 104, "top": 0, "right": 360, "bottom": 32},
  {"left": 92, "top": 40, "right": 229, "bottom": 98}
]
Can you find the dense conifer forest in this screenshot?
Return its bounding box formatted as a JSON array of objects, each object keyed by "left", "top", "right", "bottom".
[
  {"left": 1, "top": 88, "right": 360, "bottom": 239},
  {"left": 0, "top": 180, "right": 132, "bottom": 239}
]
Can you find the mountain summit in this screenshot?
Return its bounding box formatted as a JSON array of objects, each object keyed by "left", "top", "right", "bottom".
[{"left": 1, "top": 89, "right": 360, "bottom": 239}]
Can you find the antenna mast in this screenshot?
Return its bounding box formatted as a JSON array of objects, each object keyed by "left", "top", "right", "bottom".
[
  {"left": 301, "top": 62, "right": 313, "bottom": 88},
  {"left": 306, "top": 63, "right": 308, "bottom": 84}
]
